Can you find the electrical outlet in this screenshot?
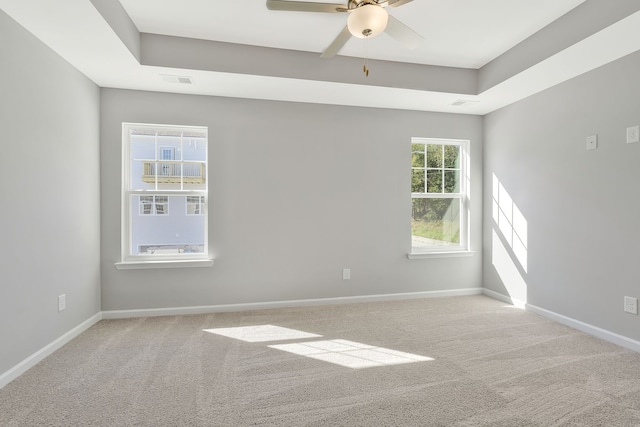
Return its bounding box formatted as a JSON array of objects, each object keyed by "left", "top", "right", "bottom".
[
  {"left": 58, "top": 294, "right": 66, "bottom": 312},
  {"left": 342, "top": 268, "right": 351, "bottom": 280},
  {"left": 627, "top": 126, "right": 639, "bottom": 144},
  {"left": 624, "top": 296, "right": 638, "bottom": 315},
  {"left": 586, "top": 135, "right": 598, "bottom": 151}
]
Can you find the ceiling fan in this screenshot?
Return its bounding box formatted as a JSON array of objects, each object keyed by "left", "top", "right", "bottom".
[{"left": 266, "top": 0, "right": 424, "bottom": 58}]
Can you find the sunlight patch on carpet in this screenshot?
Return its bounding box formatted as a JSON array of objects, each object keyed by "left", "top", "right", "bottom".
[
  {"left": 203, "top": 325, "right": 322, "bottom": 342},
  {"left": 269, "top": 339, "right": 434, "bottom": 369}
]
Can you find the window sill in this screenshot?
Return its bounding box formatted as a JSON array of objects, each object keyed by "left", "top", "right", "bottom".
[
  {"left": 115, "top": 259, "right": 214, "bottom": 270},
  {"left": 407, "top": 251, "right": 475, "bottom": 260}
]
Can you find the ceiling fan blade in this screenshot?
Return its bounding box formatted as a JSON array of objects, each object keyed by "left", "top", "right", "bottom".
[
  {"left": 266, "top": 0, "right": 345, "bottom": 13},
  {"left": 320, "top": 26, "right": 352, "bottom": 58},
  {"left": 384, "top": 15, "right": 424, "bottom": 49},
  {"left": 387, "top": 0, "right": 414, "bottom": 7}
]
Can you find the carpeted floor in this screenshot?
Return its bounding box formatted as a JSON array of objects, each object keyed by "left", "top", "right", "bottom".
[{"left": 1, "top": 295, "right": 640, "bottom": 426}]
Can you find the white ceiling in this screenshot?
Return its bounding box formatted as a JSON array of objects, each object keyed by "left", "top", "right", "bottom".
[
  {"left": 2, "top": 0, "right": 640, "bottom": 115},
  {"left": 118, "top": 0, "right": 585, "bottom": 68}
]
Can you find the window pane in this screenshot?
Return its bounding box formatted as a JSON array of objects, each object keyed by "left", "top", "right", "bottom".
[
  {"left": 155, "top": 161, "right": 183, "bottom": 191},
  {"left": 426, "top": 144, "right": 442, "bottom": 168},
  {"left": 183, "top": 136, "right": 207, "bottom": 191},
  {"left": 157, "top": 137, "right": 181, "bottom": 159},
  {"left": 182, "top": 137, "right": 207, "bottom": 162},
  {"left": 444, "top": 170, "right": 459, "bottom": 193},
  {"left": 426, "top": 170, "right": 442, "bottom": 193},
  {"left": 411, "top": 146, "right": 425, "bottom": 167},
  {"left": 129, "top": 194, "right": 205, "bottom": 255},
  {"left": 412, "top": 169, "right": 425, "bottom": 193},
  {"left": 444, "top": 145, "right": 460, "bottom": 169},
  {"left": 132, "top": 159, "right": 156, "bottom": 190},
  {"left": 411, "top": 198, "right": 461, "bottom": 246}
]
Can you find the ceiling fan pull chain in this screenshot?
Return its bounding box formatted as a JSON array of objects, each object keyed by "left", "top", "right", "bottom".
[{"left": 363, "top": 34, "right": 370, "bottom": 77}]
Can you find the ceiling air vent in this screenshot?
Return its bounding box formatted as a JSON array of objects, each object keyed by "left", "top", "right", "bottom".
[
  {"left": 161, "top": 74, "right": 193, "bottom": 84},
  {"left": 451, "top": 99, "right": 479, "bottom": 107}
]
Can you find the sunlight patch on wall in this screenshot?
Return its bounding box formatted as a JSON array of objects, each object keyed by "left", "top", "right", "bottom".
[
  {"left": 492, "top": 230, "right": 527, "bottom": 307},
  {"left": 270, "top": 339, "right": 433, "bottom": 369},
  {"left": 203, "top": 325, "right": 322, "bottom": 342},
  {"left": 492, "top": 174, "right": 528, "bottom": 272}
]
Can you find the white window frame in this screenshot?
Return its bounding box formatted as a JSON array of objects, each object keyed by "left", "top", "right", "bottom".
[
  {"left": 410, "top": 137, "right": 470, "bottom": 256},
  {"left": 118, "top": 123, "right": 212, "bottom": 269}
]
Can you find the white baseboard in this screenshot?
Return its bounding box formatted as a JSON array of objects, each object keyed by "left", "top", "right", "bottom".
[
  {"left": 0, "top": 312, "right": 102, "bottom": 389},
  {"left": 102, "top": 288, "right": 484, "bottom": 319},
  {"left": 526, "top": 303, "right": 640, "bottom": 353},
  {"left": 482, "top": 289, "right": 640, "bottom": 353},
  {"left": 482, "top": 288, "right": 527, "bottom": 308}
]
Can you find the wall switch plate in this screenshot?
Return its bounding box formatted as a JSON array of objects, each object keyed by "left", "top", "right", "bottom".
[
  {"left": 586, "top": 135, "right": 598, "bottom": 150},
  {"left": 624, "top": 296, "right": 638, "bottom": 315},
  {"left": 58, "top": 294, "right": 66, "bottom": 312},
  {"left": 342, "top": 268, "right": 351, "bottom": 280},
  {"left": 627, "top": 126, "right": 639, "bottom": 143}
]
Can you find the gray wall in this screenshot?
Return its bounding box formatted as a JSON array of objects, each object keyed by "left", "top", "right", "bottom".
[
  {"left": 100, "top": 90, "right": 483, "bottom": 310},
  {"left": 0, "top": 10, "right": 101, "bottom": 374},
  {"left": 483, "top": 50, "right": 640, "bottom": 341}
]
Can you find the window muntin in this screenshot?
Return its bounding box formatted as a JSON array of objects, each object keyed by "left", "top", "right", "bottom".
[
  {"left": 411, "top": 138, "right": 469, "bottom": 253},
  {"left": 122, "top": 123, "right": 208, "bottom": 261}
]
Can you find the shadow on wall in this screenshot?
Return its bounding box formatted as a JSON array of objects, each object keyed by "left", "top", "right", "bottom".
[{"left": 491, "top": 173, "right": 528, "bottom": 307}]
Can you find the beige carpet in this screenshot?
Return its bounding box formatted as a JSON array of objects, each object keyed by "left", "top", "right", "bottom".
[{"left": 1, "top": 295, "right": 640, "bottom": 426}]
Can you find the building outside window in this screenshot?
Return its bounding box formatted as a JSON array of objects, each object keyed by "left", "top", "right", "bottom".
[
  {"left": 411, "top": 138, "right": 469, "bottom": 254},
  {"left": 122, "top": 123, "right": 208, "bottom": 261}
]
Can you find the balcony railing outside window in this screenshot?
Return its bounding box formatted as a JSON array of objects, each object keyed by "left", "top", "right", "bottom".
[{"left": 142, "top": 161, "right": 206, "bottom": 184}]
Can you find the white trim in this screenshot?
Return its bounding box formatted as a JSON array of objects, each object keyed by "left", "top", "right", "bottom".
[
  {"left": 408, "top": 250, "right": 475, "bottom": 259},
  {"left": 115, "top": 258, "right": 214, "bottom": 270},
  {"left": 102, "top": 288, "right": 483, "bottom": 319},
  {"left": 482, "top": 288, "right": 526, "bottom": 307},
  {"left": 526, "top": 303, "right": 640, "bottom": 353},
  {"left": 0, "top": 312, "right": 102, "bottom": 390},
  {"left": 482, "top": 289, "right": 640, "bottom": 353}
]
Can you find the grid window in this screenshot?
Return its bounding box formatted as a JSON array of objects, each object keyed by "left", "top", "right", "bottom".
[
  {"left": 411, "top": 138, "right": 469, "bottom": 253},
  {"left": 122, "top": 123, "right": 208, "bottom": 261}
]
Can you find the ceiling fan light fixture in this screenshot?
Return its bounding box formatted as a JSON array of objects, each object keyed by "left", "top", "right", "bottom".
[{"left": 347, "top": 4, "right": 388, "bottom": 38}]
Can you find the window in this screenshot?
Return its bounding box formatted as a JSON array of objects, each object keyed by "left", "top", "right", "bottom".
[
  {"left": 186, "top": 196, "right": 204, "bottom": 215},
  {"left": 411, "top": 138, "right": 469, "bottom": 254},
  {"left": 139, "top": 195, "right": 168, "bottom": 215},
  {"left": 121, "top": 123, "right": 208, "bottom": 263}
]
